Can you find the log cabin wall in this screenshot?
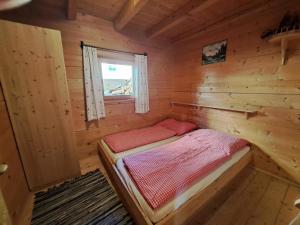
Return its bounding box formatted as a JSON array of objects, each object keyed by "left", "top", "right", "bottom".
[
  {"left": 1, "top": 0, "right": 299, "bottom": 183},
  {"left": 168, "top": 1, "right": 300, "bottom": 182},
  {"left": 0, "top": 2, "right": 173, "bottom": 170}
]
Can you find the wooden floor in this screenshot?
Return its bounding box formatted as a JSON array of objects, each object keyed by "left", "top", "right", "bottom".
[
  {"left": 17, "top": 155, "right": 105, "bottom": 225},
  {"left": 188, "top": 167, "right": 300, "bottom": 225},
  {"left": 20, "top": 154, "right": 300, "bottom": 225}
]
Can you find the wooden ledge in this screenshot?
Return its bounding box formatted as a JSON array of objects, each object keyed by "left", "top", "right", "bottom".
[
  {"left": 104, "top": 98, "right": 135, "bottom": 105},
  {"left": 170, "top": 101, "right": 258, "bottom": 119},
  {"left": 268, "top": 30, "right": 300, "bottom": 44}
]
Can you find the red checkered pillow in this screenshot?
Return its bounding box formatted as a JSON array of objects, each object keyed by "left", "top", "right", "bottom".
[{"left": 155, "top": 118, "right": 198, "bottom": 135}]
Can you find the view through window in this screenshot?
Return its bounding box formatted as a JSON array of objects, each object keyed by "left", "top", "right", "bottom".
[{"left": 101, "top": 62, "right": 133, "bottom": 97}]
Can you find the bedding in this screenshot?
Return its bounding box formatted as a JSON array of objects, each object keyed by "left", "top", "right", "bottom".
[
  {"left": 100, "top": 136, "right": 181, "bottom": 163},
  {"left": 123, "top": 129, "right": 248, "bottom": 209},
  {"left": 103, "top": 126, "right": 177, "bottom": 153},
  {"left": 155, "top": 118, "right": 198, "bottom": 135},
  {"left": 117, "top": 147, "right": 250, "bottom": 223}
]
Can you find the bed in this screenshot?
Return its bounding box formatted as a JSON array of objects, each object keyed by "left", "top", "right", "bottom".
[
  {"left": 117, "top": 146, "right": 250, "bottom": 223},
  {"left": 99, "top": 118, "right": 197, "bottom": 163},
  {"left": 98, "top": 128, "right": 252, "bottom": 225}
]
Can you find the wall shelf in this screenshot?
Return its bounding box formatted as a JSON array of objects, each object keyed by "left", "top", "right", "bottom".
[
  {"left": 267, "top": 30, "right": 300, "bottom": 65},
  {"left": 170, "top": 102, "right": 258, "bottom": 119}
]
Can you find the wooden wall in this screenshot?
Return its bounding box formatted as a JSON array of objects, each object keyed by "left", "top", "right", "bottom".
[
  {"left": 0, "top": 3, "right": 173, "bottom": 170},
  {"left": 169, "top": 1, "right": 300, "bottom": 182},
  {"left": 0, "top": 85, "right": 32, "bottom": 225},
  {"left": 1, "top": 1, "right": 299, "bottom": 183}
]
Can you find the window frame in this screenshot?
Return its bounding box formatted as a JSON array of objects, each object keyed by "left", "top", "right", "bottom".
[{"left": 99, "top": 58, "right": 135, "bottom": 102}]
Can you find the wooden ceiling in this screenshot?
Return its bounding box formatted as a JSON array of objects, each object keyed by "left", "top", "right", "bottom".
[
  {"left": 2, "top": 0, "right": 289, "bottom": 42},
  {"left": 71, "top": 0, "right": 282, "bottom": 42},
  {"left": 76, "top": 0, "right": 128, "bottom": 22}
]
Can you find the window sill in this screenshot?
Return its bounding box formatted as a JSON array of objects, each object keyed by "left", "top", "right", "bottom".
[{"left": 104, "top": 97, "right": 135, "bottom": 105}]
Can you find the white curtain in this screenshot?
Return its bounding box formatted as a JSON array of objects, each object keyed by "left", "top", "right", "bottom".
[
  {"left": 134, "top": 54, "right": 149, "bottom": 113},
  {"left": 83, "top": 46, "right": 106, "bottom": 121}
]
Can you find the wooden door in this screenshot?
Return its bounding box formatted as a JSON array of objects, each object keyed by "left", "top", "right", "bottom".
[
  {"left": 0, "top": 19, "right": 80, "bottom": 190},
  {"left": 0, "top": 84, "right": 32, "bottom": 225}
]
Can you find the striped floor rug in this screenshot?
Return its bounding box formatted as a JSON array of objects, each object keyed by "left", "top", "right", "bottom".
[{"left": 31, "top": 170, "right": 134, "bottom": 225}]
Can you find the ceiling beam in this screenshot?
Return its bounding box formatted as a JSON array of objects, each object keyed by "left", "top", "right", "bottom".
[
  {"left": 146, "top": 0, "right": 220, "bottom": 39},
  {"left": 67, "top": 0, "right": 77, "bottom": 20},
  {"left": 114, "top": 0, "right": 150, "bottom": 31},
  {"left": 171, "top": 0, "right": 288, "bottom": 43}
]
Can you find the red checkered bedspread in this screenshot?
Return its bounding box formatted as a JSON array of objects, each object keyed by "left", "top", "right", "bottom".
[{"left": 123, "top": 129, "right": 248, "bottom": 209}]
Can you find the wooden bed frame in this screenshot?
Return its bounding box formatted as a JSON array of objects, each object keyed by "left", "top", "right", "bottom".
[{"left": 97, "top": 142, "right": 253, "bottom": 225}]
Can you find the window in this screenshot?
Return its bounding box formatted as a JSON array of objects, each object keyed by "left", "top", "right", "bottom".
[{"left": 100, "top": 61, "right": 134, "bottom": 98}]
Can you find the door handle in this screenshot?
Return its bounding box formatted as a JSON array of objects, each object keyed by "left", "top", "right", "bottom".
[
  {"left": 295, "top": 199, "right": 300, "bottom": 209},
  {"left": 0, "top": 164, "right": 8, "bottom": 175}
]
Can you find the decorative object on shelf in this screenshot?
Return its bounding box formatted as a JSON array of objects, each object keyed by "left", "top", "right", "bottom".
[
  {"left": 202, "top": 40, "right": 227, "bottom": 65},
  {"left": 262, "top": 11, "right": 300, "bottom": 65},
  {"left": 261, "top": 12, "right": 300, "bottom": 39},
  {"left": 276, "top": 12, "right": 299, "bottom": 33}
]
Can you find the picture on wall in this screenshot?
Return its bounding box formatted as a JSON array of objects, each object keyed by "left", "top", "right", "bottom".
[{"left": 202, "top": 40, "right": 227, "bottom": 65}]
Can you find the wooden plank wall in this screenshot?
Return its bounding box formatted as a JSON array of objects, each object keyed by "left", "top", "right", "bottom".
[
  {"left": 1, "top": 0, "right": 299, "bottom": 183},
  {"left": 0, "top": 4, "right": 173, "bottom": 169},
  {"left": 0, "top": 85, "right": 32, "bottom": 225},
  {"left": 168, "top": 1, "right": 300, "bottom": 182}
]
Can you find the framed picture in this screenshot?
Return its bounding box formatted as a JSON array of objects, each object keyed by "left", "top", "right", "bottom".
[{"left": 202, "top": 40, "right": 227, "bottom": 65}]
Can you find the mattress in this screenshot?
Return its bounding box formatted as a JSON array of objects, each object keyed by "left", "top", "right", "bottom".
[
  {"left": 116, "top": 146, "right": 250, "bottom": 223},
  {"left": 100, "top": 136, "right": 181, "bottom": 163}
]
